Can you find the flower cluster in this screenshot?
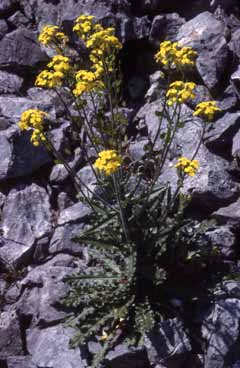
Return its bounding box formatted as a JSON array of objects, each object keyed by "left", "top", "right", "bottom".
[
  {"left": 18, "top": 109, "right": 48, "bottom": 146},
  {"left": 35, "top": 55, "right": 71, "bottom": 88},
  {"left": 193, "top": 101, "right": 221, "bottom": 121},
  {"left": 73, "top": 70, "right": 104, "bottom": 96},
  {"left": 166, "top": 81, "right": 196, "bottom": 106},
  {"left": 175, "top": 157, "right": 199, "bottom": 176},
  {"left": 155, "top": 41, "right": 197, "bottom": 70},
  {"left": 94, "top": 150, "right": 122, "bottom": 176},
  {"left": 38, "top": 25, "right": 68, "bottom": 47},
  {"left": 73, "top": 15, "right": 96, "bottom": 40},
  {"left": 72, "top": 16, "right": 122, "bottom": 95}
]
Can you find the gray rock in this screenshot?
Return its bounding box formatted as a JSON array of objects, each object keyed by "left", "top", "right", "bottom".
[
  {"left": 50, "top": 147, "right": 83, "bottom": 184},
  {"left": 27, "top": 87, "right": 72, "bottom": 118},
  {"left": 7, "top": 356, "right": 37, "bottom": 368},
  {"left": 49, "top": 121, "right": 71, "bottom": 153},
  {"left": 0, "top": 0, "right": 16, "bottom": 15},
  {"left": 17, "top": 255, "right": 79, "bottom": 325},
  {"left": 218, "top": 85, "right": 238, "bottom": 112},
  {"left": 0, "top": 126, "right": 51, "bottom": 181},
  {"left": 0, "top": 95, "right": 55, "bottom": 123},
  {"left": 0, "top": 117, "right": 10, "bottom": 130},
  {"left": 22, "top": 0, "right": 114, "bottom": 28},
  {"left": 149, "top": 13, "right": 185, "bottom": 44},
  {"left": 118, "top": 15, "right": 151, "bottom": 43},
  {"left": 0, "top": 71, "right": 23, "bottom": 94},
  {"left": 144, "top": 318, "right": 191, "bottom": 366},
  {"left": 77, "top": 165, "right": 96, "bottom": 198},
  {"left": 0, "top": 309, "right": 24, "bottom": 358},
  {"left": 206, "top": 226, "right": 236, "bottom": 258},
  {"left": 0, "top": 28, "right": 46, "bottom": 68},
  {"left": 50, "top": 163, "right": 69, "bottom": 183},
  {"left": 161, "top": 119, "right": 240, "bottom": 212},
  {"left": 27, "top": 324, "right": 87, "bottom": 368},
  {"left": 204, "top": 112, "right": 240, "bottom": 158},
  {"left": 8, "top": 11, "right": 30, "bottom": 28},
  {"left": 106, "top": 344, "right": 149, "bottom": 368},
  {"left": 177, "top": 12, "right": 229, "bottom": 91},
  {"left": 202, "top": 299, "right": 240, "bottom": 368},
  {"left": 232, "top": 129, "right": 240, "bottom": 156},
  {"left": 57, "top": 191, "right": 74, "bottom": 212},
  {"left": 212, "top": 197, "right": 240, "bottom": 225},
  {"left": 49, "top": 222, "right": 86, "bottom": 255},
  {"left": 0, "top": 19, "right": 8, "bottom": 40},
  {"left": 222, "top": 281, "right": 240, "bottom": 298},
  {"left": 57, "top": 202, "right": 91, "bottom": 226},
  {"left": 0, "top": 183, "right": 52, "bottom": 268},
  {"left": 229, "top": 28, "right": 240, "bottom": 59}
]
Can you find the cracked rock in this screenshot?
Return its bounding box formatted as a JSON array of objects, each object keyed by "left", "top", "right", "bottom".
[{"left": 0, "top": 183, "right": 52, "bottom": 268}]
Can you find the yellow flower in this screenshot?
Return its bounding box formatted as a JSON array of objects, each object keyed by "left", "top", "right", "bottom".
[
  {"left": 193, "top": 101, "right": 221, "bottom": 121},
  {"left": 94, "top": 150, "right": 122, "bottom": 176},
  {"left": 86, "top": 27, "right": 122, "bottom": 55},
  {"left": 47, "top": 55, "right": 70, "bottom": 73},
  {"left": 175, "top": 157, "right": 199, "bottom": 176},
  {"left": 38, "top": 25, "right": 68, "bottom": 47},
  {"left": 166, "top": 81, "right": 196, "bottom": 106},
  {"left": 35, "top": 70, "right": 64, "bottom": 88},
  {"left": 18, "top": 109, "right": 48, "bottom": 146},
  {"left": 73, "top": 14, "right": 96, "bottom": 40},
  {"left": 155, "top": 41, "right": 197, "bottom": 70},
  {"left": 73, "top": 70, "right": 104, "bottom": 96}
]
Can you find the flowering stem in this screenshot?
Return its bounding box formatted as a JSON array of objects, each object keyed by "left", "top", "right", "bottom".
[
  {"left": 191, "top": 122, "right": 206, "bottom": 160},
  {"left": 113, "top": 173, "right": 130, "bottom": 242}
]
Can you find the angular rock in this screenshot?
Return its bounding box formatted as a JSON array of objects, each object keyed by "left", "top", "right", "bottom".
[
  {"left": 204, "top": 112, "right": 240, "bottom": 158},
  {"left": 161, "top": 119, "right": 240, "bottom": 212},
  {"left": 106, "top": 345, "right": 149, "bottom": 368},
  {"left": 218, "top": 85, "right": 238, "bottom": 112},
  {"left": 50, "top": 222, "right": 86, "bottom": 255},
  {"left": 0, "top": 309, "right": 24, "bottom": 358},
  {"left": 222, "top": 281, "right": 240, "bottom": 298},
  {"left": 177, "top": 12, "right": 229, "bottom": 90},
  {"left": 144, "top": 318, "right": 191, "bottom": 366},
  {"left": 0, "top": 28, "right": 46, "bottom": 68},
  {"left": 0, "top": 19, "right": 8, "bottom": 40},
  {"left": 57, "top": 202, "right": 91, "bottom": 226},
  {"left": 212, "top": 198, "right": 240, "bottom": 225},
  {"left": 149, "top": 13, "right": 185, "bottom": 43},
  {"left": 229, "top": 28, "right": 240, "bottom": 59},
  {"left": 0, "top": 71, "right": 24, "bottom": 94},
  {"left": 7, "top": 356, "right": 37, "bottom": 368},
  {"left": 8, "top": 11, "right": 30, "bottom": 28},
  {"left": 0, "top": 96, "right": 55, "bottom": 123},
  {"left": 27, "top": 324, "right": 87, "bottom": 368},
  {"left": 202, "top": 299, "right": 240, "bottom": 368},
  {"left": 17, "top": 255, "right": 79, "bottom": 326},
  {"left": 205, "top": 226, "right": 236, "bottom": 258},
  {"left": 0, "top": 0, "right": 17, "bottom": 15},
  {"left": 0, "top": 183, "right": 52, "bottom": 268},
  {"left": 232, "top": 129, "right": 240, "bottom": 156},
  {"left": 118, "top": 15, "right": 151, "bottom": 43},
  {"left": 0, "top": 126, "right": 51, "bottom": 181}
]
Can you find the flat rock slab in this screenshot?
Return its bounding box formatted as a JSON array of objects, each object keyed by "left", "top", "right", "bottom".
[
  {"left": 177, "top": 11, "right": 229, "bottom": 91},
  {"left": 0, "top": 183, "right": 52, "bottom": 268},
  {"left": 17, "top": 255, "right": 79, "bottom": 325},
  {"left": 202, "top": 299, "right": 240, "bottom": 368},
  {"left": 0, "top": 310, "right": 24, "bottom": 358},
  {"left": 27, "top": 324, "right": 87, "bottom": 368},
  {"left": 0, "top": 28, "right": 46, "bottom": 67}
]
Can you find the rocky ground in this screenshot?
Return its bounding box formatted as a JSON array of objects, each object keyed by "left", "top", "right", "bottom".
[{"left": 1, "top": 0, "right": 240, "bottom": 367}]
